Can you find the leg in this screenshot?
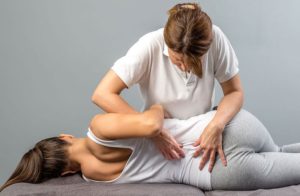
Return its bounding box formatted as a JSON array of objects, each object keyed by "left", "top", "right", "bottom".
[
  {"left": 281, "top": 143, "right": 300, "bottom": 153},
  {"left": 211, "top": 109, "right": 300, "bottom": 190},
  {"left": 212, "top": 151, "right": 300, "bottom": 190}
]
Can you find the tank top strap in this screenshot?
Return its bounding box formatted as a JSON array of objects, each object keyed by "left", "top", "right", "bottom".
[{"left": 87, "top": 127, "right": 138, "bottom": 149}]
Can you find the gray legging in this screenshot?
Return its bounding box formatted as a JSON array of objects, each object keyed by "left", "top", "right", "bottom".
[{"left": 211, "top": 109, "right": 300, "bottom": 190}]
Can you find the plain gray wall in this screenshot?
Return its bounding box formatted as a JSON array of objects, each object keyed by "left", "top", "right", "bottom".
[{"left": 1, "top": 0, "right": 300, "bottom": 185}]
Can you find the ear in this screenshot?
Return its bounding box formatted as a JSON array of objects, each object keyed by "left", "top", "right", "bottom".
[
  {"left": 59, "top": 134, "right": 74, "bottom": 138},
  {"left": 58, "top": 134, "right": 75, "bottom": 143},
  {"left": 60, "top": 170, "right": 77, "bottom": 176}
]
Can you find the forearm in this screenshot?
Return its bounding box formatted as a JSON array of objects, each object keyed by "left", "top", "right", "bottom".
[
  {"left": 92, "top": 93, "right": 138, "bottom": 114},
  {"left": 210, "top": 90, "right": 244, "bottom": 132},
  {"left": 90, "top": 104, "right": 164, "bottom": 139}
]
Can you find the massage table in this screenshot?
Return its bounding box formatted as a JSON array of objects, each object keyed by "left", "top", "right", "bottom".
[{"left": 2, "top": 173, "right": 300, "bottom": 196}]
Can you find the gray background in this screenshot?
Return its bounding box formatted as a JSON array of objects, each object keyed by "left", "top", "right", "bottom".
[{"left": 1, "top": 0, "right": 300, "bottom": 185}]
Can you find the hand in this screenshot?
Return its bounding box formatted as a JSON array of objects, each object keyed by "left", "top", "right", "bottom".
[
  {"left": 151, "top": 128, "right": 185, "bottom": 160},
  {"left": 193, "top": 122, "right": 227, "bottom": 173}
]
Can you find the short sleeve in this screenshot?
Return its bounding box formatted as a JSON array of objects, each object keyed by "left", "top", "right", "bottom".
[
  {"left": 111, "top": 35, "right": 152, "bottom": 88},
  {"left": 213, "top": 25, "right": 239, "bottom": 83}
]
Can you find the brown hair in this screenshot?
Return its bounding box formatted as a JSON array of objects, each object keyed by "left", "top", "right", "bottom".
[
  {"left": 164, "top": 2, "right": 213, "bottom": 78},
  {"left": 0, "top": 137, "right": 70, "bottom": 192}
]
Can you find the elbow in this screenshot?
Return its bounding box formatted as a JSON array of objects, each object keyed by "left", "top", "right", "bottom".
[
  {"left": 91, "top": 90, "right": 100, "bottom": 104},
  {"left": 238, "top": 90, "right": 244, "bottom": 108},
  {"left": 91, "top": 90, "right": 106, "bottom": 105}
]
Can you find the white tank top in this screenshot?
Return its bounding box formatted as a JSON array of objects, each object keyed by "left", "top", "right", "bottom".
[{"left": 82, "top": 110, "right": 216, "bottom": 191}]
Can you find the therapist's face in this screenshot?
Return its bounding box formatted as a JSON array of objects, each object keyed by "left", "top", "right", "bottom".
[{"left": 168, "top": 48, "right": 190, "bottom": 72}]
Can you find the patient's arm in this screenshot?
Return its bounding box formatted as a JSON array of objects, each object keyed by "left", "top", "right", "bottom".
[{"left": 89, "top": 104, "right": 164, "bottom": 140}]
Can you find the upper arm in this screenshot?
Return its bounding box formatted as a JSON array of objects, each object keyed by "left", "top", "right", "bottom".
[
  {"left": 89, "top": 113, "right": 161, "bottom": 140},
  {"left": 220, "top": 74, "right": 243, "bottom": 96},
  {"left": 93, "top": 69, "right": 128, "bottom": 97},
  {"left": 213, "top": 25, "right": 239, "bottom": 84}
]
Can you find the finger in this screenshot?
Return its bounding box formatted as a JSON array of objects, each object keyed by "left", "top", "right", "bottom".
[
  {"left": 169, "top": 136, "right": 181, "bottom": 147},
  {"left": 162, "top": 151, "right": 170, "bottom": 160},
  {"left": 169, "top": 138, "right": 185, "bottom": 158},
  {"left": 174, "top": 144, "right": 185, "bottom": 157},
  {"left": 199, "top": 149, "right": 210, "bottom": 170},
  {"left": 208, "top": 150, "right": 216, "bottom": 173},
  {"left": 193, "top": 146, "right": 204, "bottom": 157},
  {"left": 193, "top": 138, "right": 201, "bottom": 147},
  {"left": 166, "top": 150, "right": 175, "bottom": 160},
  {"left": 218, "top": 147, "right": 227, "bottom": 166},
  {"left": 171, "top": 149, "right": 180, "bottom": 159},
  {"left": 166, "top": 152, "right": 173, "bottom": 160},
  {"left": 161, "top": 149, "right": 172, "bottom": 160},
  {"left": 161, "top": 150, "right": 169, "bottom": 160}
]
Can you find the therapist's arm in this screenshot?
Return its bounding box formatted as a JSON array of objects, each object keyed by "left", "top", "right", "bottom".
[
  {"left": 90, "top": 104, "right": 164, "bottom": 139},
  {"left": 92, "top": 69, "right": 185, "bottom": 160},
  {"left": 193, "top": 74, "right": 244, "bottom": 172},
  {"left": 92, "top": 69, "right": 138, "bottom": 114},
  {"left": 211, "top": 74, "right": 244, "bottom": 129}
]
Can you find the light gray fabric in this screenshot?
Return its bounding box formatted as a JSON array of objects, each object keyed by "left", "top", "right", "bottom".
[
  {"left": 206, "top": 185, "right": 300, "bottom": 196},
  {"left": 211, "top": 109, "right": 300, "bottom": 190}
]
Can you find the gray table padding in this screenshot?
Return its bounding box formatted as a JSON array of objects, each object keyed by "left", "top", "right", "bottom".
[
  {"left": 2, "top": 174, "right": 300, "bottom": 196},
  {"left": 0, "top": 174, "right": 205, "bottom": 196}
]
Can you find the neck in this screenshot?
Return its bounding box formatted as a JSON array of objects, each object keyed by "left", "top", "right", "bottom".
[{"left": 68, "top": 138, "right": 88, "bottom": 171}]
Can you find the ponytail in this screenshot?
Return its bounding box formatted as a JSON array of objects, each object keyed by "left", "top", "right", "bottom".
[
  {"left": 0, "top": 137, "right": 69, "bottom": 192},
  {"left": 0, "top": 147, "right": 43, "bottom": 192}
]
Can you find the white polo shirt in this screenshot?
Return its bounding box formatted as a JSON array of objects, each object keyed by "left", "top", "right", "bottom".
[{"left": 111, "top": 25, "right": 239, "bottom": 119}]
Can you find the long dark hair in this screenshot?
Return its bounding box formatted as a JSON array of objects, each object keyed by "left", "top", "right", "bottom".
[
  {"left": 0, "top": 137, "right": 70, "bottom": 192},
  {"left": 164, "top": 2, "right": 213, "bottom": 78}
]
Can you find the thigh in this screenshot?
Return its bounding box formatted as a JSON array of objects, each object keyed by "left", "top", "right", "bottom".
[{"left": 211, "top": 151, "right": 300, "bottom": 190}]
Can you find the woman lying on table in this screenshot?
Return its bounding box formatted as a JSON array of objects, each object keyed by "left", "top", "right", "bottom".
[{"left": 2, "top": 105, "right": 300, "bottom": 192}]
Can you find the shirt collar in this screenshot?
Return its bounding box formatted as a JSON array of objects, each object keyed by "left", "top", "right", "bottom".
[{"left": 163, "top": 42, "right": 169, "bottom": 56}]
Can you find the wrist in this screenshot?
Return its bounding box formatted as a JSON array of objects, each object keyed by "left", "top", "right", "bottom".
[
  {"left": 150, "top": 104, "right": 164, "bottom": 117},
  {"left": 209, "top": 119, "right": 225, "bottom": 133}
]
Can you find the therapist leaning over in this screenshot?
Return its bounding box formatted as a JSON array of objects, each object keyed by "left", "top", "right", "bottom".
[{"left": 92, "top": 3, "right": 244, "bottom": 173}]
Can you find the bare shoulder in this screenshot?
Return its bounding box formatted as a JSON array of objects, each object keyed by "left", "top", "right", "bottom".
[
  {"left": 80, "top": 157, "right": 105, "bottom": 181},
  {"left": 85, "top": 134, "right": 116, "bottom": 156},
  {"left": 80, "top": 154, "right": 127, "bottom": 182},
  {"left": 89, "top": 114, "right": 111, "bottom": 140}
]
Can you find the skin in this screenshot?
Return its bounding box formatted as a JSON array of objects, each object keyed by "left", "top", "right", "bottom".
[
  {"left": 91, "top": 71, "right": 185, "bottom": 160},
  {"left": 60, "top": 104, "right": 167, "bottom": 180},
  {"left": 92, "top": 49, "right": 244, "bottom": 172}
]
